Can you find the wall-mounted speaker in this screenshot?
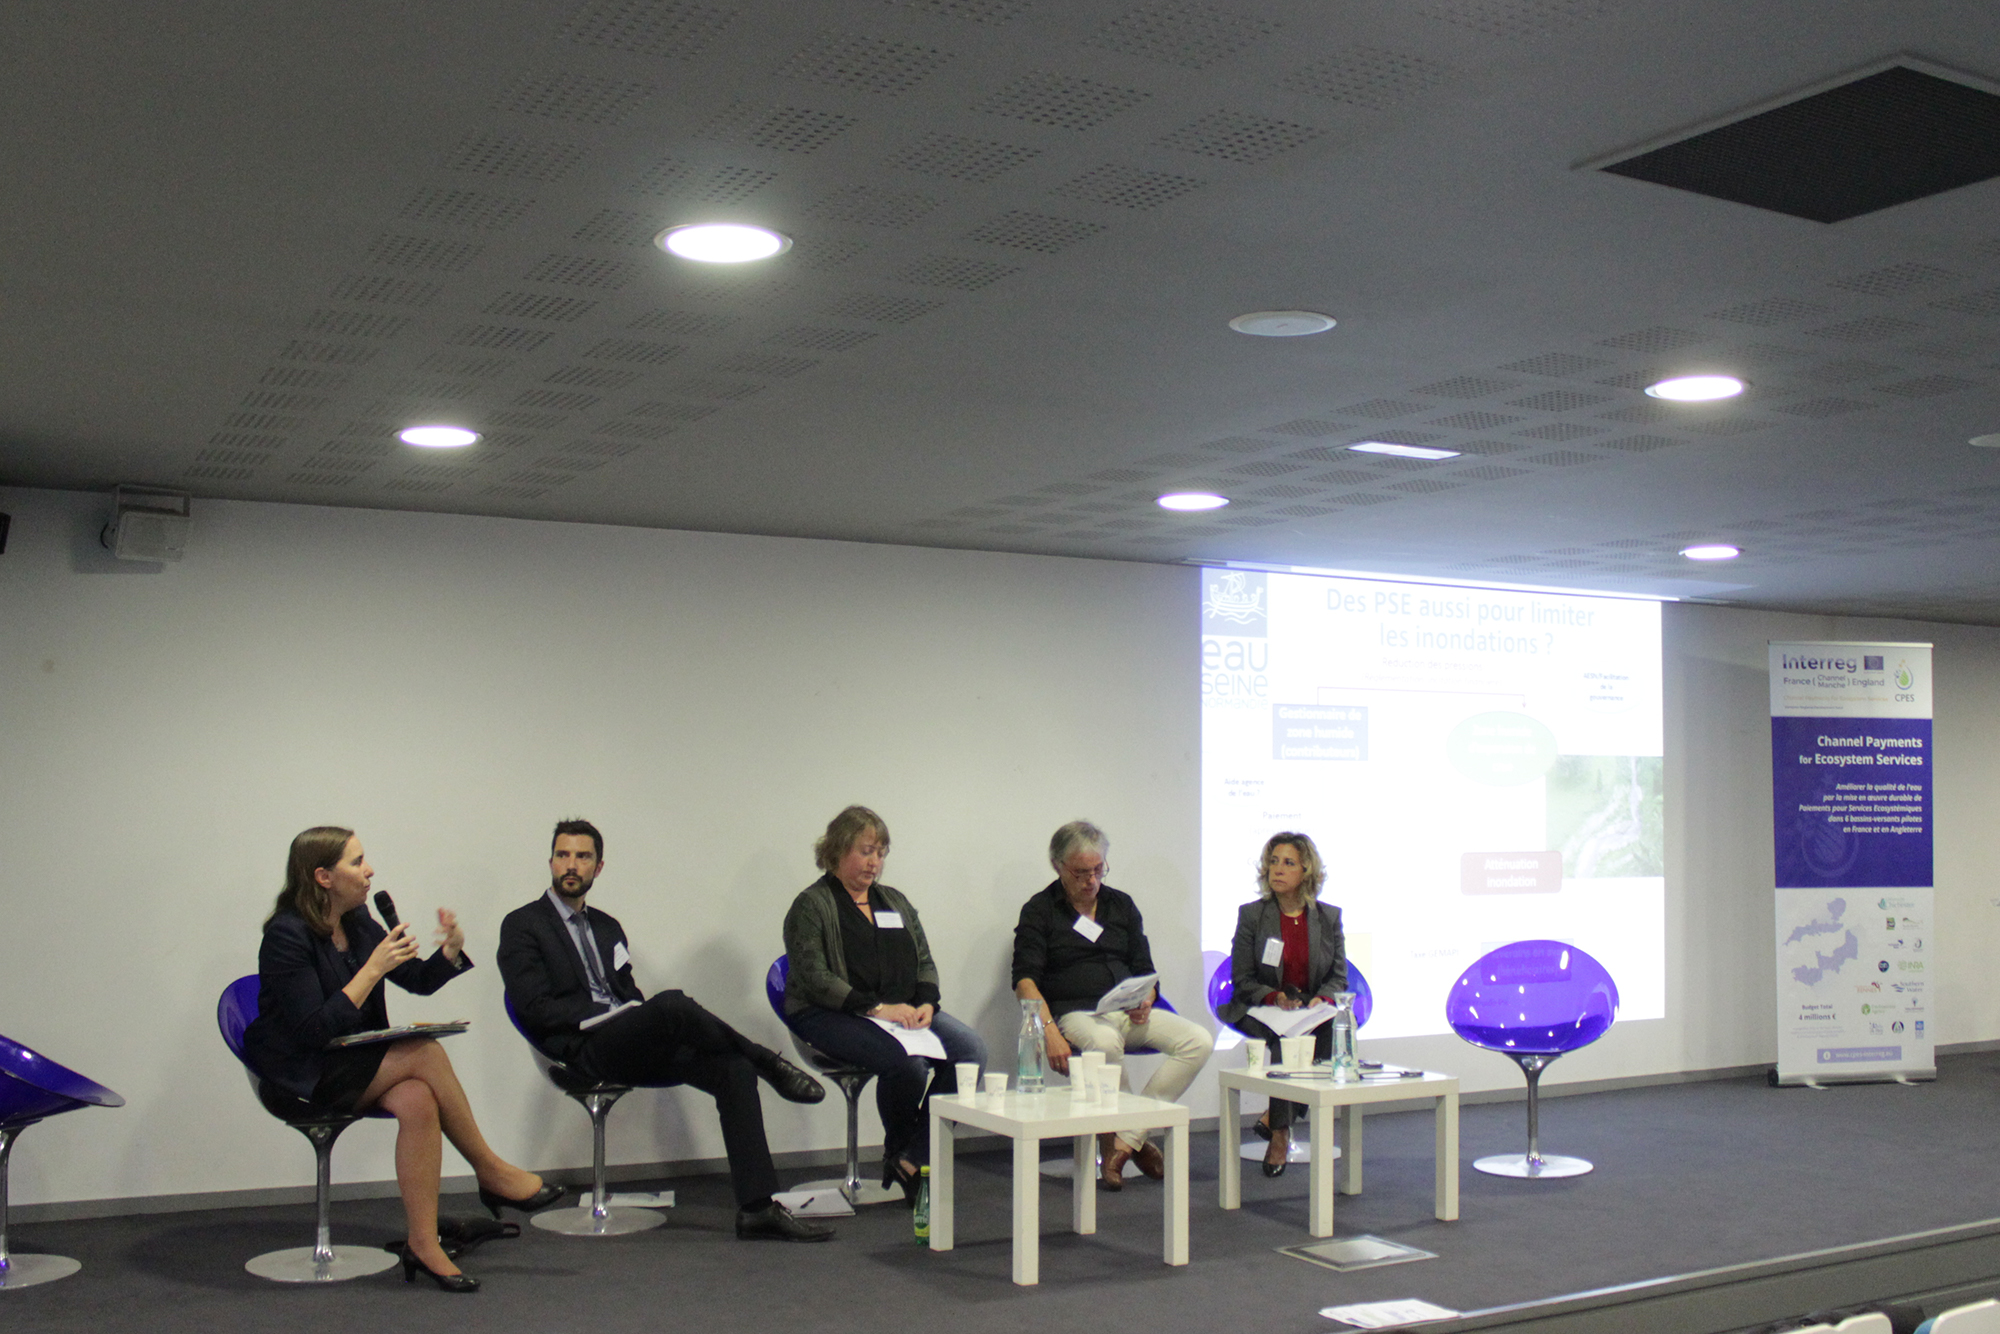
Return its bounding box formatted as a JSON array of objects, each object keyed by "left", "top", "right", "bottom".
[{"left": 101, "top": 486, "right": 191, "bottom": 562}]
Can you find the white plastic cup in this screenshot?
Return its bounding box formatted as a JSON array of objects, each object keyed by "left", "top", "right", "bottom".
[
  {"left": 1243, "top": 1041, "right": 1266, "bottom": 1071},
  {"left": 1096, "top": 1065, "right": 1122, "bottom": 1101},
  {"left": 955, "top": 1062, "right": 981, "bottom": 1100},
  {"left": 1281, "top": 1036, "right": 1311, "bottom": 1070},
  {"left": 983, "top": 1072, "right": 1008, "bottom": 1099}
]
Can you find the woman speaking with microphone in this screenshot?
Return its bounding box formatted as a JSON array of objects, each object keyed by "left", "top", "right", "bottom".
[{"left": 244, "top": 826, "right": 562, "bottom": 1292}]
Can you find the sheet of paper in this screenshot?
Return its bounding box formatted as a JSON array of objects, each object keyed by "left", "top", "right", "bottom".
[
  {"left": 579, "top": 999, "right": 642, "bottom": 1030},
  {"left": 870, "top": 1016, "right": 947, "bottom": 1059},
  {"left": 773, "top": 1188, "right": 855, "bottom": 1217},
  {"left": 1247, "top": 1003, "right": 1338, "bottom": 1038},
  {"left": 1318, "top": 1299, "right": 1460, "bottom": 1328},
  {"left": 1092, "top": 971, "right": 1159, "bottom": 1015}
]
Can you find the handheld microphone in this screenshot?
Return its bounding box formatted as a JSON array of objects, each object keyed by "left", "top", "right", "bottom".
[{"left": 373, "top": 890, "right": 401, "bottom": 933}]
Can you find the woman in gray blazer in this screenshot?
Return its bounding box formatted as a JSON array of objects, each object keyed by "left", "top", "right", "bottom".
[{"left": 1215, "top": 831, "right": 1346, "bottom": 1176}]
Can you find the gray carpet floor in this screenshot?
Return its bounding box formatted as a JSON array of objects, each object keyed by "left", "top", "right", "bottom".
[{"left": 8, "top": 1054, "right": 2000, "bottom": 1334}]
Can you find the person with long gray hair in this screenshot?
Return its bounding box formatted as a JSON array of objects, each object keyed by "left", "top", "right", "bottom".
[{"left": 1011, "top": 819, "right": 1213, "bottom": 1191}]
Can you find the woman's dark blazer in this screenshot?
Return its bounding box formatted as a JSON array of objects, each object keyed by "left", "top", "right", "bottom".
[
  {"left": 1214, "top": 897, "right": 1346, "bottom": 1028},
  {"left": 242, "top": 907, "right": 469, "bottom": 1101}
]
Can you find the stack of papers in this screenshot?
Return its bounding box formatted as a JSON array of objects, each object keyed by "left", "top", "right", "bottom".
[{"left": 1092, "top": 973, "right": 1160, "bottom": 1015}]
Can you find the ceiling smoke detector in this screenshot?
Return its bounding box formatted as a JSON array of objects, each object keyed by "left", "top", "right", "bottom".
[{"left": 1228, "top": 311, "right": 1336, "bottom": 337}]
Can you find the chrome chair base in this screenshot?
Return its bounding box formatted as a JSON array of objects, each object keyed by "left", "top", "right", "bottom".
[
  {"left": 243, "top": 1245, "right": 399, "bottom": 1282},
  {"left": 795, "top": 1176, "right": 902, "bottom": 1207},
  {"left": 530, "top": 1205, "right": 665, "bottom": 1236},
  {"left": 1474, "top": 1152, "right": 1592, "bottom": 1179},
  {"left": 0, "top": 1254, "right": 82, "bottom": 1290}
]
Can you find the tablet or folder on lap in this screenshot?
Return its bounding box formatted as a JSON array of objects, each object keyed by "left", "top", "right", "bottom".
[{"left": 326, "top": 1021, "right": 469, "bottom": 1049}]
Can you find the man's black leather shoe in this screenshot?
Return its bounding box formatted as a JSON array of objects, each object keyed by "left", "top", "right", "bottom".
[
  {"left": 752, "top": 1049, "right": 826, "bottom": 1104},
  {"left": 736, "top": 1203, "right": 834, "bottom": 1242}
]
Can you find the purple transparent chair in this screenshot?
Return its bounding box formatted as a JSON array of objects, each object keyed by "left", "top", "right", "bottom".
[
  {"left": 1206, "top": 957, "right": 1371, "bottom": 1164},
  {"left": 1445, "top": 940, "right": 1618, "bottom": 1179},
  {"left": 216, "top": 975, "right": 399, "bottom": 1282},
  {"left": 0, "top": 1035, "right": 122, "bottom": 1291},
  {"left": 764, "top": 957, "right": 900, "bottom": 1206},
  {"left": 501, "top": 995, "right": 665, "bottom": 1236}
]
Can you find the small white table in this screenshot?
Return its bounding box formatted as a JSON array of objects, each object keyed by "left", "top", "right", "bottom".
[
  {"left": 1217, "top": 1068, "right": 1459, "bottom": 1237},
  {"left": 929, "top": 1089, "right": 1189, "bottom": 1286}
]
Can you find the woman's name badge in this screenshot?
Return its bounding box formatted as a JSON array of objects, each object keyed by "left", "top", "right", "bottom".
[
  {"left": 1261, "top": 937, "right": 1285, "bottom": 967},
  {"left": 613, "top": 942, "right": 631, "bottom": 970},
  {"left": 1073, "top": 914, "right": 1104, "bottom": 942},
  {"left": 874, "top": 911, "right": 905, "bottom": 929}
]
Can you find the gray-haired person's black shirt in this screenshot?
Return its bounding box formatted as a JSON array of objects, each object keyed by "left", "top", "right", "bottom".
[{"left": 1010, "top": 881, "right": 1156, "bottom": 1018}]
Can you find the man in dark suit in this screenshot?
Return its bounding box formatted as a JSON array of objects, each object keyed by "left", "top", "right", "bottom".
[{"left": 498, "top": 818, "right": 832, "bottom": 1242}]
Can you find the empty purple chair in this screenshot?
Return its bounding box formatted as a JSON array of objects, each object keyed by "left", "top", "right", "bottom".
[
  {"left": 0, "top": 1034, "right": 123, "bottom": 1290},
  {"left": 1445, "top": 940, "right": 1618, "bottom": 1179}
]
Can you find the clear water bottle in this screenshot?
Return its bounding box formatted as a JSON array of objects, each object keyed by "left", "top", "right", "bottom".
[
  {"left": 1330, "top": 991, "right": 1359, "bottom": 1082},
  {"left": 1017, "top": 999, "right": 1048, "bottom": 1094},
  {"left": 913, "top": 1166, "right": 931, "bottom": 1242}
]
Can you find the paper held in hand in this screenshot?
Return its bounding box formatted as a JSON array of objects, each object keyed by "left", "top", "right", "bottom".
[
  {"left": 1246, "top": 1003, "right": 1338, "bottom": 1039},
  {"left": 579, "top": 999, "right": 642, "bottom": 1031},
  {"left": 870, "top": 1016, "right": 948, "bottom": 1059},
  {"left": 1092, "top": 972, "right": 1160, "bottom": 1016}
]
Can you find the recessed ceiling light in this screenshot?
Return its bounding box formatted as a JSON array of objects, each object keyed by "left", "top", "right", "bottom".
[
  {"left": 1680, "top": 543, "right": 1742, "bottom": 561},
  {"left": 1348, "top": 441, "right": 1460, "bottom": 461},
  {"left": 1970, "top": 433, "right": 2000, "bottom": 448},
  {"left": 1228, "top": 310, "right": 1337, "bottom": 337},
  {"left": 656, "top": 223, "right": 791, "bottom": 263},
  {"left": 398, "top": 425, "right": 479, "bottom": 448},
  {"left": 1157, "top": 492, "right": 1230, "bottom": 512},
  {"left": 1645, "top": 374, "right": 1746, "bottom": 402}
]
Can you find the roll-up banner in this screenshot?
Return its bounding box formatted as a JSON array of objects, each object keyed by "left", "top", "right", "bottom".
[{"left": 1770, "top": 641, "right": 1934, "bottom": 1086}]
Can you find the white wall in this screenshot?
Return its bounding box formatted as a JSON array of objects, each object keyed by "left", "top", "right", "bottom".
[{"left": 4, "top": 484, "right": 1999, "bottom": 1208}]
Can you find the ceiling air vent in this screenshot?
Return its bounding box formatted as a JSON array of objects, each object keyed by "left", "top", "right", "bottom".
[{"left": 1596, "top": 61, "right": 2000, "bottom": 223}]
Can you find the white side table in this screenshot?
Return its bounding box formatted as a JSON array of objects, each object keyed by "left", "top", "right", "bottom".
[
  {"left": 1217, "top": 1068, "right": 1460, "bottom": 1237},
  {"left": 929, "top": 1089, "right": 1189, "bottom": 1285}
]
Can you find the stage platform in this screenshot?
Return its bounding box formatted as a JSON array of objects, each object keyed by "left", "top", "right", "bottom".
[{"left": 7, "top": 1053, "right": 2000, "bottom": 1333}]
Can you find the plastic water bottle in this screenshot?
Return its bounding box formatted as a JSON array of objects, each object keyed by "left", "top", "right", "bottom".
[
  {"left": 1017, "top": 999, "right": 1047, "bottom": 1094},
  {"left": 1330, "top": 991, "right": 1359, "bottom": 1082},
  {"left": 913, "top": 1166, "right": 931, "bottom": 1242}
]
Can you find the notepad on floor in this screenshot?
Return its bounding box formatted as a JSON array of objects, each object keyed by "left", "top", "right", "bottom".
[
  {"left": 773, "top": 1189, "right": 855, "bottom": 1217},
  {"left": 1319, "top": 1298, "right": 1458, "bottom": 1328}
]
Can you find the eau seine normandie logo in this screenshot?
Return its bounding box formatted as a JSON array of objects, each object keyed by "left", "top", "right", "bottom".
[{"left": 1203, "top": 570, "right": 1267, "bottom": 637}]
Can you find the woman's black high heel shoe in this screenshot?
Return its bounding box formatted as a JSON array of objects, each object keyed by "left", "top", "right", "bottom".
[
  {"left": 1262, "top": 1128, "right": 1290, "bottom": 1178},
  {"left": 392, "top": 1242, "right": 480, "bottom": 1293},
  {"left": 883, "top": 1158, "right": 921, "bottom": 1207},
  {"left": 478, "top": 1180, "right": 566, "bottom": 1220}
]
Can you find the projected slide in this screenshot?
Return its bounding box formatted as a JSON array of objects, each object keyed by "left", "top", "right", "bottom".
[{"left": 1200, "top": 569, "right": 1664, "bottom": 1040}]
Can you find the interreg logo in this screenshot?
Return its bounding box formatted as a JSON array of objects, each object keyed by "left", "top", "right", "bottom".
[{"left": 1203, "top": 570, "right": 1268, "bottom": 637}]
